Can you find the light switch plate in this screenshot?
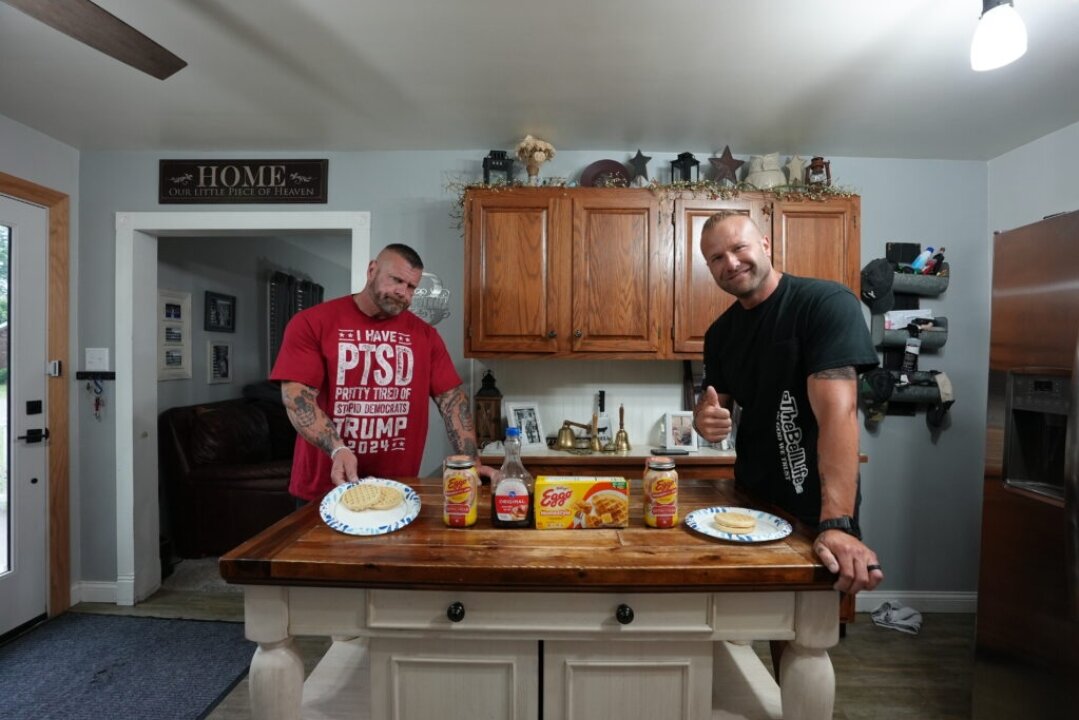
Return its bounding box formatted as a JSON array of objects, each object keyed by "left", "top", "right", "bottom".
[{"left": 85, "top": 347, "right": 109, "bottom": 371}]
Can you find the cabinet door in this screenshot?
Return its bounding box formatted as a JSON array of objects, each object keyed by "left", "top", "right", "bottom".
[
  {"left": 771, "top": 196, "right": 860, "bottom": 292},
  {"left": 672, "top": 197, "right": 769, "bottom": 356},
  {"left": 544, "top": 639, "right": 713, "bottom": 720},
  {"left": 466, "top": 190, "right": 570, "bottom": 354},
  {"left": 570, "top": 191, "right": 664, "bottom": 353},
  {"left": 369, "top": 637, "right": 539, "bottom": 720}
]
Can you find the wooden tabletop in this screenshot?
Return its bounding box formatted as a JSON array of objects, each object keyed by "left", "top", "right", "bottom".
[{"left": 220, "top": 477, "right": 833, "bottom": 593}]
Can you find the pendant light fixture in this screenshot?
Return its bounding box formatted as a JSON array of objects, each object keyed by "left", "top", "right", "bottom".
[{"left": 970, "top": 0, "right": 1028, "bottom": 71}]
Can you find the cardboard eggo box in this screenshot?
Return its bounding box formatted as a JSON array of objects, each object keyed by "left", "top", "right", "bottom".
[{"left": 534, "top": 476, "right": 629, "bottom": 529}]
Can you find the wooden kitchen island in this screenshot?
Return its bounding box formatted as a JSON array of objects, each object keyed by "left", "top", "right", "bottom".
[{"left": 220, "top": 477, "right": 839, "bottom": 720}]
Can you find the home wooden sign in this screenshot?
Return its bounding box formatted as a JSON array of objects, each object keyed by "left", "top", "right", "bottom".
[{"left": 159, "top": 159, "right": 328, "bottom": 204}]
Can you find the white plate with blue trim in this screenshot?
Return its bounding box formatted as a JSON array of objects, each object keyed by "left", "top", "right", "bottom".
[
  {"left": 320, "top": 478, "right": 421, "bottom": 536},
  {"left": 684, "top": 506, "right": 793, "bottom": 543}
]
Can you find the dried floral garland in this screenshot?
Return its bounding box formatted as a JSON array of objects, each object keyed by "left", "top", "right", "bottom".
[{"left": 445, "top": 177, "right": 857, "bottom": 229}]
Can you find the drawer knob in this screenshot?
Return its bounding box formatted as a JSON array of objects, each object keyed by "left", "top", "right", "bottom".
[
  {"left": 547, "top": 330, "right": 557, "bottom": 338},
  {"left": 615, "top": 603, "right": 635, "bottom": 625},
  {"left": 574, "top": 329, "right": 583, "bottom": 338},
  {"left": 446, "top": 601, "right": 466, "bottom": 623}
]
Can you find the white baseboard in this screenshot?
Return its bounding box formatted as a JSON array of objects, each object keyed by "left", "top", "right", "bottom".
[
  {"left": 855, "top": 590, "right": 976, "bottom": 613},
  {"left": 73, "top": 581, "right": 117, "bottom": 605}
]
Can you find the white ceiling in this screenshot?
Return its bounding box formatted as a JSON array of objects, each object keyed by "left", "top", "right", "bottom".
[{"left": 2, "top": 0, "right": 1078, "bottom": 161}]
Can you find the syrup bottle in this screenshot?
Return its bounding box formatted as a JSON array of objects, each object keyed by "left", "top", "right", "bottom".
[{"left": 492, "top": 427, "right": 533, "bottom": 528}]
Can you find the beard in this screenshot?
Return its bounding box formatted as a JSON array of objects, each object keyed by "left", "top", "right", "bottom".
[
  {"left": 374, "top": 290, "right": 410, "bottom": 316},
  {"left": 718, "top": 264, "right": 765, "bottom": 298}
]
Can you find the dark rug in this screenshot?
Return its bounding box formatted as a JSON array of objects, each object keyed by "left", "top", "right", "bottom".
[{"left": 0, "top": 613, "right": 254, "bottom": 720}]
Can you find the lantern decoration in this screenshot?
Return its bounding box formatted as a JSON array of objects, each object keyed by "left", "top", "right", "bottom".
[
  {"left": 474, "top": 370, "right": 503, "bottom": 449},
  {"left": 482, "top": 150, "right": 514, "bottom": 185},
  {"left": 805, "top": 156, "right": 831, "bottom": 186},
  {"left": 670, "top": 151, "right": 700, "bottom": 182}
]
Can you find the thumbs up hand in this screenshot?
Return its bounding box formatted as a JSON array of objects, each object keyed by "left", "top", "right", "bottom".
[{"left": 693, "top": 387, "right": 732, "bottom": 443}]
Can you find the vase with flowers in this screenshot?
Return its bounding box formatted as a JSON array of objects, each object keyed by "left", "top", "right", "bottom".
[{"left": 515, "top": 135, "right": 556, "bottom": 186}]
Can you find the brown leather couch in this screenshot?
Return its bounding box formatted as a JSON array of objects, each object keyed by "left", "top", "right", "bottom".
[{"left": 159, "top": 396, "right": 298, "bottom": 557}]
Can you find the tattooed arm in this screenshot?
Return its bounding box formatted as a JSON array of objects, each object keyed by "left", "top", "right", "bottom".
[
  {"left": 434, "top": 384, "right": 496, "bottom": 481},
  {"left": 806, "top": 366, "right": 883, "bottom": 593},
  {"left": 280, "top": 380, "right": 356, "bottom": 486}
]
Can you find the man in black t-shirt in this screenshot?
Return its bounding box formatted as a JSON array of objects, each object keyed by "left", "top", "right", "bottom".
[{"left": 693, "top": 212, "right": 884, "bottom": 595}]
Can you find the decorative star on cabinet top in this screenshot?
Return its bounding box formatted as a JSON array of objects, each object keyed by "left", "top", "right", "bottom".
[
  {"left": 630, "top": 149, "right": 652, "bottom": 183},
  {"left": 785, "top": 155, "right": 806, "bottom": 186},
  {"left": 709, "top": 146, "right": 744, "bottom": 185}
]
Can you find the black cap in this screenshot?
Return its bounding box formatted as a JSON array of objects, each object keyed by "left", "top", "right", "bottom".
[{"left": 860, "top": 258, "right": 895, "bottom": 314}]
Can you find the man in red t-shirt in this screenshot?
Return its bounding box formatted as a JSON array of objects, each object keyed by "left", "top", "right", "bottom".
[{"left": 271, "top": 243, "right": 494, "bottom": 502}]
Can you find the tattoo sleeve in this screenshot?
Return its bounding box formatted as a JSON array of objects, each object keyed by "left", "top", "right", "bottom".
[
  {"left": 280, "top": 381, "right": 342, "bottom": 455},
  {"left": 435, "top": 385, "right": 479, "bottom": 457}
]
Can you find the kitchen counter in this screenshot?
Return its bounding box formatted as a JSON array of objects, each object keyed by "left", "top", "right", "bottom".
[
  {"left": 221, "top": 477, "right": 838, "bottom": 720},
  {"left": 480, "top": 445, "right": 737, "bottom": 480}
]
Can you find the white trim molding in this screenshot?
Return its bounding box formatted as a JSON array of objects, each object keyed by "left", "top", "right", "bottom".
[{"left": 855, "top": 590, "right": 976, "bottom": 614}]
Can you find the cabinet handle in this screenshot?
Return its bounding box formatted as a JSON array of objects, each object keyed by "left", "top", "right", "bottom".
[
  {"left": 574, "top": 329, "right": 583, "bottom": 338},
  {"left": 547, "top": 330, "right": 557, "bottom": 338},
  {"left": 615, "top": 603, "right": 634, "bottom": 625},
  {"left": 446, "top": 601, "right": 466, "bottom": 623}
]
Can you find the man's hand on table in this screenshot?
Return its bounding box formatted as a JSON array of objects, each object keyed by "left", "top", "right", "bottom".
[{"left": 813, "top": 530, "right": 884, "bottom": 593}]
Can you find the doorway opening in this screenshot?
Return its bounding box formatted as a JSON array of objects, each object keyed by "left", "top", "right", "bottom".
[{"left": 114, "top": 211, "right": 370, "bottom": 604}]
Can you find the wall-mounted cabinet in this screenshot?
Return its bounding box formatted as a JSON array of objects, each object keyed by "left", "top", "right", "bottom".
[{"left": 465, "top": 187, "right": 860, "bottom": 360}]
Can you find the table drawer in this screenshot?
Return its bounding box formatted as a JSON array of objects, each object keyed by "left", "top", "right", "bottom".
[{"left": 367, "top": 590, "right": 713, "bottom": 634}]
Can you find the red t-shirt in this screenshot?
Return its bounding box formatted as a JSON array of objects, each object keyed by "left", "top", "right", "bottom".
[{"left": 270, "top": 295, "right": 462, "bottom": 500}]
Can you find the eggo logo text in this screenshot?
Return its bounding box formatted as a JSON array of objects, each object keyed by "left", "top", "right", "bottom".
[{"left": 540, "top": 487, "right": 573, "bottom": 507}]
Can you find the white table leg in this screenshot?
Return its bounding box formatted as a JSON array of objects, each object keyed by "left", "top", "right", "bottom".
[
  {"left": 779, "top": 642, "right": 834, "bottom": 720},
  {"left": 780, "top": 591, "right": 838, "bottom": 720},
  {"left": 250, "top": 638, "right": 304, "bottom": 720}
]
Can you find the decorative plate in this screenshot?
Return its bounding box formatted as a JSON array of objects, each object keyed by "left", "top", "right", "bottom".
[
  {"left": 320, "top": 478, "right": 421, "bottom": 536},
  {"left": 684, "top": 506, "right": 793, "bottom": 543},
  {"left": 580, "top": 159, "right": 630, "bottom": 187}
]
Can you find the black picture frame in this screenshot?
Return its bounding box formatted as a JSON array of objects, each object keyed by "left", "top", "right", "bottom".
[{"left": 204, "top": 291, "right": 236, "bottom": 332}]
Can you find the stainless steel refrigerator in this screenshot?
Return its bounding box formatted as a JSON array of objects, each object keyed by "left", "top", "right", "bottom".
[{"left": 977, "top": 209, "right": 1079, "bottom": 675}]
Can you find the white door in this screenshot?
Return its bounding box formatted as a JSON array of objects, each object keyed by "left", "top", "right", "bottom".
[{"left": 0, "top": 194, "right": 49, "bottom": 637}]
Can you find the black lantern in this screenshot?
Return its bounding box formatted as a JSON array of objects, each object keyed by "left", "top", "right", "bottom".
[
  {"left": 474, "top": 370, "right": 503, "bottom": 448},
  {"left": 670, "top": 152, "right": 700, "bottom": 183},
  {"left": 482, "top": 150, "right": 514, "bottom": 185}
]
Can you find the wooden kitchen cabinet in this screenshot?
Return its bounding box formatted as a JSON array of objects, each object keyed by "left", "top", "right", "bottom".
[
  {"left": 465, "top": 187, "right": 860, "bottom": 359},
  {"left": 671, "top": 193, "right": 861, "bottom": 358},
  {"left": 465, "top": 187, "right": 663, "bottom": 357},
  {"left": 772, "top": 195, "right": 860, "bottom": 294}
]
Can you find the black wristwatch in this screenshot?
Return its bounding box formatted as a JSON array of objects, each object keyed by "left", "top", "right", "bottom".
[{"left": 817, "top": 515, "right": 861, "bottom": 538}]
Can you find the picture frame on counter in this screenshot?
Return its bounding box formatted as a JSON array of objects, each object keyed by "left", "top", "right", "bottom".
[
  {"left": 665, "top": 411, "right": 698, "bottom": 451},
  {"left": 505, "top": 401, "right": 546, "bottom": 449}
]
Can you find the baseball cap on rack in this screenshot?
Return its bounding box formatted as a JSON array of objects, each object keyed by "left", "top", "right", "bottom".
[{"left": 860, "top": 258, "right": 895, "bottom": 314}]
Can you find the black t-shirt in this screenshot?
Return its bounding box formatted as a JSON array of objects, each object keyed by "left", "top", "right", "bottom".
[{"left": 703, "top": 274, "right": 878, "bottom": 525}]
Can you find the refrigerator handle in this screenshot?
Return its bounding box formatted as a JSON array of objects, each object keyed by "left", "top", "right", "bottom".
[{"left": 1067, "top": 339, "right": 1079, "bottom": 620}]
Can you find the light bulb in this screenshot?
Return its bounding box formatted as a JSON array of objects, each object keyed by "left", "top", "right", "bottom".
[{"left": 971, "top": 2, "right": 1028, "bottom": 71}]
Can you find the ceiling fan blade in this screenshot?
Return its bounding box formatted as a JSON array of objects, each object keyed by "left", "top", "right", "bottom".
[{"left": 2, "top": 0, "right": 186, "bottom": 80}]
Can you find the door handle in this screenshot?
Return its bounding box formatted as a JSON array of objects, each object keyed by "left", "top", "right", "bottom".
[{"left": 17, "top": 428, "right": 50, "bottom": 443}]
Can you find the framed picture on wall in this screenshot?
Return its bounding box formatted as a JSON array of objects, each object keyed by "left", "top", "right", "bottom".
[
  {"left": 158, "top": 289, "right": 191, "bottom": 381},
  {"left": 208, "top": 341, "right": 232, "bottom": 384},
  {"left": 505, "top": 401, "right": 546, "bottom": 450},
  {"left": 204, "top": 291, "right": 236, "bottom": 332}
]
